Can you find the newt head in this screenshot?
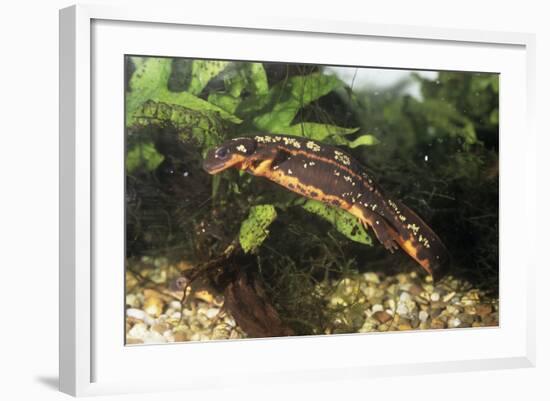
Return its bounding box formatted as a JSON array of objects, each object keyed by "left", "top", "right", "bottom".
[{"left": 203, "top": 137, "right": 257, "bottom": 174}]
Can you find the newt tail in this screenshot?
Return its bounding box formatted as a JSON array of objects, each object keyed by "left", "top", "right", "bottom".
[{"left": 203, "top": 134, "right": 450, "bottom": 281}]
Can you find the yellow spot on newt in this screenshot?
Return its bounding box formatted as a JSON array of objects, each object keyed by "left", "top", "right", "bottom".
[
  {"left": 334, "top": 150, "right": 351, "bottom": 166},
  {"left": 407, "top": 223, "right": 420, "bottom": 234},
  {"left": 306, "top": 141, "right": 321, "bottom": 152}
]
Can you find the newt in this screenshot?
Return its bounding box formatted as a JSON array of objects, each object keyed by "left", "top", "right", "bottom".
[{"left": 203, "top": 134, "right": 449, "bottom": 281}]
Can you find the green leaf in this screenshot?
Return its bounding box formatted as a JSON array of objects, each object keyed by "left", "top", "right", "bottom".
[
  {"left": 246, "top": 73, "right": 344, "bottom": 131},
  {"left": 132, "top": 100, "right": 227, "bottom": 155},
  {"left": 253, "top": 108, "right": 298, "bottom": 132},
  {"left": 225, "top": 63, "right": 268, "bottom": 96},
  {"left": 204, "top": 63, "right": 268, "bottom": 116},
  {"left": 248, "top": 63, "right": 268, "bottom": 95},
  {"left": 224, "top": 73, "right": 246, "bottom": 98},
  {"left": 276, "top": 123, "right": 378, "bottom": 149},
  {"left": 135, "top": 86, "right": 241, "bottom": 125},
  {"left": 187, "top": 60, "right": 229, "bottom": 95},
  {"left": 126, "top": 142, "right": 164, "bottom": 173},
  {"left": 347, "top": 134, "right": 380, "bottom": 148},
  {"left": 126, "top": 57, "right": 172, "bottom": 126},
  {"left": 301, "top": 200, "right": 372, "bottom": 246},
  {"left": 126, "top": 57, "right": 241, "bottom": 125},
  {"left": 239, "top": 205, "right": 278, "bottom": 253},
  {"left": 282, "top": 122, "right": 359, "bottom": 141},
  {"left": 208, "top": 93, "right": 241, "bottom": 114}
]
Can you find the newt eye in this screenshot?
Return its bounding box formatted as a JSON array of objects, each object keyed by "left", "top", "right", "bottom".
[{"left": 215, "top": 146, "right": 231, "bottom": 160}]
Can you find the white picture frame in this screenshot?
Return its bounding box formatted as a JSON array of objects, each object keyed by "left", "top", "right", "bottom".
[{"left": 59, "top": 4, "right": 536, "bottom": 397}]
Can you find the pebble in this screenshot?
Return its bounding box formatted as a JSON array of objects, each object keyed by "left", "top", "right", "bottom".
[
  {"left": 126, "top": 308, "right": 146, "bottom": 321},
  {"left": 399, "top": 292, "right": 412, "bottom": 302},
  {"left": 151, "top": 323, "right": 170, "bottom": 334},
  {"left": 338, "top": 278, "right": 355, "bottom": 296},
  {"left": 169, "top": 300, "right": 182, "bottom": 310},
  {"left": 446, "top": 305, "right": 461, "bottom": 315},
  {"left": 419, "top": 321, "right": 430, "bottom": 330},
  {"left": 330, "top": 296, "right": 347, "bottom": 307},
  {"left": 482, "top": 313, "right": 499, "bottom": 326},
  {"left": 430, "top": 318, "right": 446, "bottom": 329},
  {"left": 414, "top": 295, "right": 429, "bottom": 305},
  {"left": 364, "top": 272, "right": 380, "bottom": 284},
  {"left": 396, "top": 274, "right": 409, "bottom": 285},
  {"left": 408, "top": 284, "right": 423, "bottom": 296},
  {"left": 475, "top": 303, "right": 493, "bottom": 317},
  {"left": 163, "top": 330, "right": 175, "bottom": 342},
  {"left": 373, "top": 311, "right": 393, "bottom": 324},
  {"left": 359, "top": 319, "right": 378, "bottom": 332},
  {"left": 230, "top": 329, "right": 244, "bottom": 339},
  {"left": 143, "top": 294, "right": 165, "bottom": 317},
  {"left": 458, "top": 313, "right": 475, "bottom": 325},
  {"left": 205, "top": 308, "right": 220, "bottom": 319},
  {"left": 398, "top": 323, "right": 412, "bottom": 331},
  {"left": 396, "top": 303, "right": 409, "bottom": 316},
  {"left": 443, "top": 291, "right": 456, "bottom": 303},
  {"left": 448, "top": 317, "right": 462, "bottom": 328},
  {"left": 125, "top": 311, "right": 155, "bottom": 326},
  {"left": 212, "top": 326, "right": 231, "bottom": 340},
  {"left": 461, "top": 290, "right": 481, "bottom": 305},
  {"left": 126, "top": 294, "right": 141, "bottom": 308},
  {"left": 464, "top": 305, "right": 477, "bottom": 315},
  {"left": 430, "top": 292, "right": 440, "bottom": 302},
  {"left": 143, "top": 330, "right": 167, "bottom": 344},
  {"left": 371, "top": 304, "right": 384, "bottom": 313},
  {"left": 182, "top": 308, "right": 194, "bottom": 317},
  {"left": 128, "top": 322, "right": 148, "bottom": 339},
  {"left": 173, "top": 331, "right": 187, "bottom": 342},
  {"left": 431, "top": 301, "right": 447, "bottom": 309},
  {"left": 419, "top": 310, "right": 429, "bottom": 323},
  {"left": 362, "top": 286, "right": 383, "bottom": 300}
]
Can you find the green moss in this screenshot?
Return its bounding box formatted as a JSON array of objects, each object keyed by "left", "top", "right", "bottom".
[{"left": 239, "top": 205, "right": 278, "bottom": 254}]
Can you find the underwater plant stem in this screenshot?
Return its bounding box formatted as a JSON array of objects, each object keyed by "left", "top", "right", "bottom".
[{"left": 177, "top": 243, "right": 240, "bottom": 323}]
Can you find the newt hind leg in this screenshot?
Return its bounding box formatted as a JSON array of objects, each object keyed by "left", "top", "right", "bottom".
[
  {"left": 349, "top": 207, "right": 400, "bottom": 253},
  {"left": 360, "top": 219, "right": 399, "bottom": 253},
  {"left": 348, "top": 204, "right": 399, "bottom": 252}
]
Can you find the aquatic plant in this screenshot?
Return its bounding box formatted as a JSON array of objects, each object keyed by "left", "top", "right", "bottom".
[{"left": 124, "top": 57, "right": 499, "bottom": 337}]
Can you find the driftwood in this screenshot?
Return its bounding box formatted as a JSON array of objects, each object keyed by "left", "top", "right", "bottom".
[
  {"left": 175, "top": 244, "right": 294, "bottom": 338},
  {"left": 223, "top": 268, "right": 294, "bottom": 338}
]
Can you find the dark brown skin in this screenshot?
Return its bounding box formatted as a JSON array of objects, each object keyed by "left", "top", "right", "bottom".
[{"left": 203, "top": 134, "right": 450, "bottom": 281}]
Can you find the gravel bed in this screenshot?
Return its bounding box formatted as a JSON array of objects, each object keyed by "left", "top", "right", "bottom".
[{"left": 125, "top": 268, "right": 498, "bottom": 344}]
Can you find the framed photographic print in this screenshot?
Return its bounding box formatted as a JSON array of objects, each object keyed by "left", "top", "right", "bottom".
[{"left": 59, "top": 4, "right": 536, "bottom": 396}]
